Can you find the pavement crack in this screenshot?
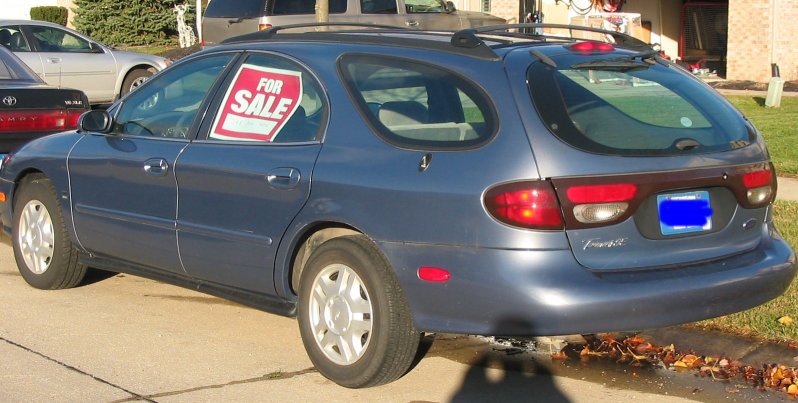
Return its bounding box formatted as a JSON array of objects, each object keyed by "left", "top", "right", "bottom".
[
  {"left": 111, "top": 367, "right": 318, "bottom": 402},
  {"left": 0, "top": 336, "right": 155, "bottom": 402}
]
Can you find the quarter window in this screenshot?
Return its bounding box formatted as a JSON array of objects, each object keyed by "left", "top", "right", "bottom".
[
  {"left": 341, "top": 55, "right": 497, "bottom": 150},
  {"left": 112, "top": 55, "right": 234, "bottom": 139}
]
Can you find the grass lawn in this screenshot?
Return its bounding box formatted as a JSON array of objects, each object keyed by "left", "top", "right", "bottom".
[
  {"left": 725, "top": 95, "right": 798, "bottom": 176},
  {"left": 693, "top": 200, "right": 798, "bottom": 343}
]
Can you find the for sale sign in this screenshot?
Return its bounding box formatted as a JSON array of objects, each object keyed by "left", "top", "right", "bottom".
[{"left": 210, "top": 64, "right": 303, "bottom": 142}]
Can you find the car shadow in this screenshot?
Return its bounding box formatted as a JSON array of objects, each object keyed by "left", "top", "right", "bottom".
[
  {"left": 79, "top": 268, "right": 118, "bottom": 286},
  {"left": 430, "top": 318, "right": 570, "bottom": 402}
]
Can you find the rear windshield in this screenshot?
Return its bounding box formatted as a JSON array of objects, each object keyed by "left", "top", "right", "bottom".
[
  {"left": 527, "top": 53, "right": 753, "bottom": 156},
  {"left": 204, "top": 0, "right": 266, "bottom": 18}
]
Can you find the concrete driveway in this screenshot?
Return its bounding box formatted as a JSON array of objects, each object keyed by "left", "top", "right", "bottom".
[{"left": 0, "top": 240, "right": 697, "bottom": 403}]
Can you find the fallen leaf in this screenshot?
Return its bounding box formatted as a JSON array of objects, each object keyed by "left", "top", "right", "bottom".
[
  {"left": 778, "top": 316, "right": 795, "bottom": 326},
  {"left": 551, "top": 351, "right": 568, "bottom": 361},
  {"left": 788, "top": 384, "right": 798, "bottom": 396}
]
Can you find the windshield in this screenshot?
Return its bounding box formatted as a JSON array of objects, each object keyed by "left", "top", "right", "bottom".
[{"left": 527, "top": 52, "right": 753, "bottom": 156}]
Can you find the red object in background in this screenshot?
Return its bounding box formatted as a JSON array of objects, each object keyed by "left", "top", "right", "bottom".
[{"left": 601, "top": 0, "right": 623, "bottom": 12}]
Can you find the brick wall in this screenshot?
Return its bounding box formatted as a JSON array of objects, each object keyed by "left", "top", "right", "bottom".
[{"left": 727, "top": 0, "right": 798, "bottom": 82}]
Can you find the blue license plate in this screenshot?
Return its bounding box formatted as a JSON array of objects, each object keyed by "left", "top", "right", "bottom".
[{"left": 657, "top": 191, "right": 712, "bottom": 236}]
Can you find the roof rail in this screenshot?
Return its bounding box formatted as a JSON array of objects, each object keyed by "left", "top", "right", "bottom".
[
  {"left": 222, "top": 22, "right": 410, "bottom": 43},
  {"left": 451, "top": 23, "right": 650, "bottom": 50}
]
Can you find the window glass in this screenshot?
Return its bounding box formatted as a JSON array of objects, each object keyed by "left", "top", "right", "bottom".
[
  {"left": 361, "top": 0, "right": 398, "bottom": 14},
  {"left": 205, "top": 0, "right": 266, "bottom": 18},
  {"left": 527, "top": 58, "right": 752, "bottom": 155},
  {"left": 30, "top": 26, "right": 91, "bottom": 52},
  {"left": 0, "top": 26, "right": 31, "bottom": 52},
  {"left": 113, "top": 54, "right": 234, "bottom": 139},
  {"left": 273, "top": 0, "right": 347, "bottom": 14},
  {"left": 405, "top": 0, "right": 444, "bottom": 13},
  {"left": 341, "top": 55, "right": 496, "bottom": 149},
  {"left": 207, "top": 53, "right": 326, "bottom": 143}
]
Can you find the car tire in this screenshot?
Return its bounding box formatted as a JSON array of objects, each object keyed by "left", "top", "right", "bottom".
[
  {"left": 12, "top": 175, "right": 86, "bottom": 290},
  {"left": 297, "top": 235, "right": 421, "bottom": 388},
  {"left": 120, "top": 68, "right": 153, "bottom": 97}
]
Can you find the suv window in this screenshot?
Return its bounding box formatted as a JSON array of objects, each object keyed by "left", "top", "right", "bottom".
[
  {"left": 207, "top": 53, "right": 326, "bottom": 143},
  {"left": 341, "top": 55, "right": 497, "bottom": 150},
  {"left": 361, "top": 0, "right": 398, "bottom": 14},
  {"left": 527, "top": 56, "right": 753, "bottom": 156},
  {"left": 273, "top": 0, "right": 347, "bottom": 15},
  {"left": 204, "top": 0, "right": 266, "bottom": 18}
]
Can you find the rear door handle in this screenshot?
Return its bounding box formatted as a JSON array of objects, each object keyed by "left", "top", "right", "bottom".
[
  {"left": 144, "top": 158, "right": 169, "bottom": 176},
  {"left": 47, "top": 57, "right": 62, "bottom": 64},
  {"left": 406, "top": 20, "right": 420, "bottom": 27},
  {"left": 267, "top": 167, "right": 300, "bottom": 189}
]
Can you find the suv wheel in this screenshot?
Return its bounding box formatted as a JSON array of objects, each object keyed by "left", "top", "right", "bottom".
[{"left": 297, "top": 235, "right": 420, "bottom": 388}]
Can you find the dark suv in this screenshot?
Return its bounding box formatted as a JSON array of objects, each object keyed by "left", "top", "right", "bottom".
[
  {"left": 1, "top": 24, "right": 795, "bottom": 389},
  {"left": 201, "top": 0, "right": 506, "bottom": 46}
]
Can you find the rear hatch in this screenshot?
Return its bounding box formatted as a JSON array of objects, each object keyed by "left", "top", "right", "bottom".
[
  {"left": 514, "top": 43, "right": 775, "bottom": 271},
  {"left": 202, "top": 0, "right": 267, "bottom": 46}
]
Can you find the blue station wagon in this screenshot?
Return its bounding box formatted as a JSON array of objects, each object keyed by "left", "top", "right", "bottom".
[{"left": 1, "top": 24, "right": 795, "bottom": 388}]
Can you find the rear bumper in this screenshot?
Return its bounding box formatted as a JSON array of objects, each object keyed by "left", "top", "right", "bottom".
[{"left": 379, "top": 223, "right": 796, "bottom": 336}]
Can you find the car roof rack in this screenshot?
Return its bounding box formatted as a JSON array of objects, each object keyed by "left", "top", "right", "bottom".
[
  {"left": 221, "top": 22, "right": 411, "bottom": 43},
  {"left": 451, "top": 23, "right": 650, "bottom": 50}
]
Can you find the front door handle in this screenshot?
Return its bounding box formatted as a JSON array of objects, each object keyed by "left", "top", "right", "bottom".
[
  {"left": 267, "top": 167, "right": 300, "bottom": 189},
  {"left": 144, "top": 158, "right": 169, "bottom": 176},
  {"left": 47, "top": 57, "right": 62, "bottom": 64},
  {"left": 406, "top": 20, "right": 420, "bottom": 27}
]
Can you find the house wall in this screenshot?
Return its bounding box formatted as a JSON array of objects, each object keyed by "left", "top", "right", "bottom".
[
  {"left": 727, "top": 0, "right": 798, "bottom": 81},
  {"left": 5, "top": 0, "right": 76, "bottom": 27}
]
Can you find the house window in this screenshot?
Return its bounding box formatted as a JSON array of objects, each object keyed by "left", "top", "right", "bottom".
[{"left": 482, "top": 0, "right": 490, "bottom": 13}]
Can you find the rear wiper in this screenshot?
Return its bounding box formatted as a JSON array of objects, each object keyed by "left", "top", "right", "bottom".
[{"left": 571, "top": 49, "right": 660, "bottom": 70}]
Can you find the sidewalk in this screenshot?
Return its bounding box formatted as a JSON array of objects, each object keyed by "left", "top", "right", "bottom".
[{"left": 779, "top": 176, "right": 798, "bottom": 202}]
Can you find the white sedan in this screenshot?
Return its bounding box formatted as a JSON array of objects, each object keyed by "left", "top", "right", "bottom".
[{"left": 0, "top": 19, "right": 169, "bottom": 105}]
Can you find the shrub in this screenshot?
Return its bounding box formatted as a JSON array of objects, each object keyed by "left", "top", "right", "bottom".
[
  {"left": 30, "top": 6, "right": 69, "bottom": 26},
  {"left": 72, "top": 0, "right": 196, "bottom": 46}
]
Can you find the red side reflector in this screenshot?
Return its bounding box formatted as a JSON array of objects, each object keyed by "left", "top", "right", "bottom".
[
  {"left": 0, "top": 192, "right": 6, "bottom": 203},
  {"left": 418, "top": 267, "right": 450, "bottom": 283},
  {"left": 566, "top": 184, "right": 637, "bottom": 204},
  {"left": 742, "top": 169, "right": 773, "bottom": 189},
  {"left": 485, "top": 181, "right": 564, "bottom": 230},
  {"left": 569, "top": 41, "right": 615, "bottom": 53}
]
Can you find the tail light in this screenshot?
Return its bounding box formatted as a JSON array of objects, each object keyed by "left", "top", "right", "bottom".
[
  {"left": 566, "top": 183, "right": 637, "bottom": 224},
  {"left": 0, "top": 108, "right": 84, "bottom": 133},
  {"left": 742, "top": 168, "right": 774, "bottom": 205},
  {"left": 484, "top": 181, "right": 564, "bottom": 230}
]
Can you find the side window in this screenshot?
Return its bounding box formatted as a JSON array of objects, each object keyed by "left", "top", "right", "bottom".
[
  {"left": 30, "top": 26, "right": 91, "bottom": 52},
  {"left": 0, "top": 26, "right": 31, "bottom": 52},
  {"left": 207, "top": 53, "right": 326, "bottom": 143},
  {"left": 361, "top": 0, "right": 398, "bottom": 14},
  {"left": 405, "top": 0, "right": 444, "bottom": 13},
  {"left": 272, "top": 0, "right": 346, "bottom": 14},
  {"left": 340, "top": 55, "right": 497, "bottom": 149},
  {"left": 113, "top": 54, "right": 234, "bottom": 139}
]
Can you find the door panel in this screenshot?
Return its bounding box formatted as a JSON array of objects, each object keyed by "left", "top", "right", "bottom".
[
  {"left": 68, "top": 54, "right": 235, "bottom": 273},
  {"left": 175, "top": 52, "right": 327, "bottom": 293}
]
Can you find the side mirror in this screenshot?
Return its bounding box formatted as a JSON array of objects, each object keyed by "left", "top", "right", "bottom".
[
  {"left": 445, "top": 1, "right": 456, "bottom": 13},
  {"left": 78, "top": 109, "right": 113, "bottom": 133}
]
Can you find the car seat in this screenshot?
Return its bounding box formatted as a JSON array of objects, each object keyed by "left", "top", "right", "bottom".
[
  {"left": 379, "top": 101, "right": 429, "bottom": 126},
  {"left": 0, "top": 29, "right": 11, "bottom": 48}
]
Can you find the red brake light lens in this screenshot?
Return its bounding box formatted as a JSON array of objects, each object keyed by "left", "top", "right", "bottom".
[
  {"left": 485, "top": 181, "right": 564, "bottom": 230},
  {"left": 569, "top": 41, "right": 615, "bottom": 53},
  {"left": 0, "top": 109, "right": 69, "bottom": 133},
  {"left": 742, "top": 169, "right": 772, "bottom": 189},
  {"left": 566, "top": 184, "right": 637, "bottom": 203},
  {"left": 66, "top": 109, "right": 84, "bottom": 130}
]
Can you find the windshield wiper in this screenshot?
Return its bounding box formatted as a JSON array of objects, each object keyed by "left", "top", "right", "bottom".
[{"left": 571, "top": 49, "right": 660, "bottom": 71}]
